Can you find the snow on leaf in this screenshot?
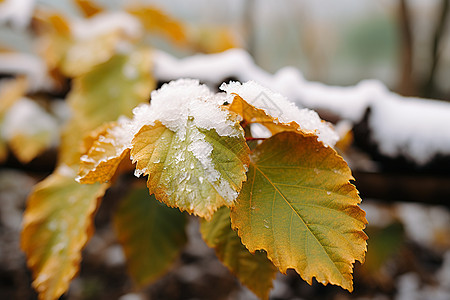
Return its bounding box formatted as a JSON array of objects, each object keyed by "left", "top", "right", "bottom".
[
  {"left": 130, "top": 79, "right": 249, "bottom": 219},
  {"left": 21, "top": 165, "right": 108, "bottom": 300},
  {"left": 231, "top": 131, "right": 367, "bottom": 292},
  {"left": 200, "top": 207, "right": 277, "bottom": 299},
  {"left": 227, "top": 94, "right": 300, "bottom": 136},
  {"left": 77, "top": 118, "right": 133, "bottom": 184},
  {"left": 221, "top": 81, "right": 339, "bottom": 147},
  {"left": 113, "top": 187, "right": 187, "bottom": 287},
  {"left": 131, "top": 121, "right": 248, "bottom": 220}
]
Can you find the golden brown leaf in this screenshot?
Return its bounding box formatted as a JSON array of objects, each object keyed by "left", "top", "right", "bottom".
[
  {"left": 74, "top": 0, "right": 103, "bottom": 18},
  {"left": 21, "top": 166, "right": 108, "bottom": 300},
  {"left": 77, "top": 122, "right": 131, "bottom": 184},
  {"left": 0, "top": 76, "right": 28, "bottom": 115},
  {"left": 127, "top": 6, "right": 187, "bottom": 45},
  {"left": 131, "top": 120, "right": 249, "bottom": 220},
  {"left": 231, "top": 132, "right": 367, "bottom": 291}
]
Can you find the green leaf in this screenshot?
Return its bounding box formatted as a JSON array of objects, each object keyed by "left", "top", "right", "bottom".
[
  {"left": 60, "top": 49, "right": 154, "bottom": 166},
  {"left": 21, "top": 166, "right": 108, "bottom": 300},
  {"left": 231, "top": 132, "right": 367, "bottom": 292},
  {"left": 131, "top": 120, "right": 249, "bottom": 220},
  {"left": 113, "top": 186, "right": 187, "bottom": 286},
  {"left": 200, "top": 207, "right": 277, "bottom": 299}
]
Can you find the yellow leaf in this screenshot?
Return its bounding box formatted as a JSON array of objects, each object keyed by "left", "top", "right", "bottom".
[
  {"left": 77, "top": 121, "right": 131, "bottom": 184},
  {"left": 0, "top": 76, "right": 28, "bottom": 115},
  {"left": 9, "top": 132, "right": 52, "bottom": 164},
  {"left": 127, "top": 5, "right": 187, "bottom": 45},
  {"left": 59, "top": 49, "right": 154, "bottom": 166},
  {"left": 36, "top": 9, "right": 132, "bottom": 77},
  {"left": 228, "top": 94, "right": 304, "bottom": 135},
  {"left": 73, "top": 0, "right": 103, "bottom": 18},
  {"left": 0, "top": 137, "right": 7, "bottom": 163},
  {"left": 231, "top": 132, "right": 367, "bottom": 291},
  {"left": 21, "top": 166, "right": 108, "bottom": 300},
  {"left": 191, "top": 26, "right": 239, "bottom": 54},
  {"left": 200, "top": 207, "right": 277, "bottom": 299},
  {"left": 131, "top": 120, "right": 249, "bottom": 220},
  {"left": 60, "top": 31, "right": 124, "bottom": 77}
]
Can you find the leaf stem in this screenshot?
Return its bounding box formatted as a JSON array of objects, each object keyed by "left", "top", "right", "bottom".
[{"left": 245, "top": 137, "right": 267, "bottom": 142}]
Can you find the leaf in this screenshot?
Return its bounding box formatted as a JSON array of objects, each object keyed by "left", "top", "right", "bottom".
[
  {"left": 231, "top": 131, "right": 367, "bottom": 291},
  {"left": 59, "top": 49, "right": 154, "bottom": 165},
  {"left": 2, "top": 98, "right": 58, "bottom": 164},
  {"left": 9, "top": 131, "right": 53, "bottom": 164},
  {"left": 69, "top": 50, "right": 153, "bottom": 132},
  {"left": 0, "top": 76, "right": 28, "bottom": 115},
  {"left": 127, "top": 6, "right": 187, "bottom": 45},
  {"left": 200, "top": 207, "right": 277, "bottom": 299},
  {"left": 60, "top": 31, "right": 124, "bottom": 77},
  {"left": 21, "top": 166, "right": 108, "bottom": 300},
  {"left": 191, "top": 26, "right": 238, "bottom": 54},
  {"left": 113, "top": 186, "right": 187, "bottom": 286},
  {"left": 222, "top": 81, "right": 338, "bottom": 147},
  {"left": 228, "top": 95, "right": 302, "bottom": 135},
  {"left": 74, "top": 0, "right": 103, "bottom": 18},
  {"left": 131, "top": 120, "right": 249, "bottom": 220},
  {"left": 77, "top": 121, "right": 131, "bottom": 184},
  {"left": 37, "top": 10, "right": 131, "bottom": 77},
  {"left": 0, "top": 136, "right": 7, "bottom": 163}
]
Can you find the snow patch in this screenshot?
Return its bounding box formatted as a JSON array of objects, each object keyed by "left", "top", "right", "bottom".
[
  {"left": 149, "top": 79, "right": 241, "bottom": 138},
  {"left": 369, "top": 94, "right": 450, "bottom": 165},
  {"left": 153, "top": 49, "right": 450, "bottom": 165},
  {"left": 0, "top": 0, "right": 35, "bottom": 29},
  {"left": 188, "top": 130, "right": 236, "bottom": 203},
  {"left": 71, "top": 12, "right": 142, "bottom": 41},
  {"left": 0, "top": 53, "right": 54, "bottom": 92},
  {"left": 221, "top": 81, "right": 338, "bottom": 147},
  {"left": 153, "top": 49, "right": 272, "bottom": 85},
  {"left": 1, "top": 97, "right": 59, "bottom": 146}
]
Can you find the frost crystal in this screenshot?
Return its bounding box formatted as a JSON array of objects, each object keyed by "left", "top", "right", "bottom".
[{"left": 220, "top": 81, "right": 339, "bottom": 147}]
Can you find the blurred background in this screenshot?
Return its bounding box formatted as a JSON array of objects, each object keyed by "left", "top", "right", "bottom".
[{"left": 1, "top": 0, "right": 450, "bottom": 299}]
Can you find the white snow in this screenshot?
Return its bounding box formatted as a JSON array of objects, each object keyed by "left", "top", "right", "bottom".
[
  {"left": 153, "top": 49, "right": 450, "bottom": 165},
  {"left": 71, "top": 12, "right": 142, "bottom": 41},
  {"left": 153, "top": 48, "right": 273, "bottom": 85},
  {"left": 148, "top": 79, "right": 241, "bottom": 139},
  {"left": 369, "top": 94, "right": 450, "bottom": 165},
  {"left": 1, "top": 97, "right": 59, "bottom": 146},
  {"left": 395, "top": 202, "right": 450, "bottom": 248},
  {"left": 0, "top": 0, "right": 35, "bottom": 29},
  {"left": 0, "top": 53, "right": 54, "bottom": 92},
  {"left": 56, "top": 164, "right": 76, "bottom": 178},
  {"left": 127, "top": 79, "right": 244, "bottom": 204},
  {"left": 221, "top": 81, "right": 339, "bottom": 147}
]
